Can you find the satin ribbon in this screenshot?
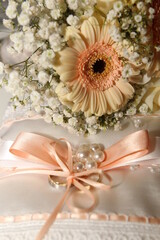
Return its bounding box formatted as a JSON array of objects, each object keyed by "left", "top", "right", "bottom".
[{"left": 0, "top": 130, "right": 150, "bottom": 240}]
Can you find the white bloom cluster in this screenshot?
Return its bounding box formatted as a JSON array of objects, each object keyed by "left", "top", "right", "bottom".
[{"left": 0, "top": 0, "right": 158, "bottom": 135}]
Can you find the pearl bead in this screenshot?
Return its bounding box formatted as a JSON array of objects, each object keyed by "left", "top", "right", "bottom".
[
  {"left": 92, "top": 150, "right": 105, "bottom": 163},
  {"left": 90, "top": 144, "right": 100, "bottom": 152},
  {"left": 78, "top": 144, "right": 90, "bottom": 151},
  {"left": 85, "top": 160, "right": 97, "bottom": 170},
  {"left": 79, "top": 157, "right": 88, "bottom": 163},
  {"left": 90, "top": 143, "right": 104, "bottom": 152},
  {"left": 76, "top": 150, "right": 90, "bottom": 159},
  {"left": 74, "top": 162, "right": 84, "bottom": 172}
]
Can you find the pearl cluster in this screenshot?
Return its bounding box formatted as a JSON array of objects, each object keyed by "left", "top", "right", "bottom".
[{"left": 73, "top": 143, "right": 105, "bottom": 173}]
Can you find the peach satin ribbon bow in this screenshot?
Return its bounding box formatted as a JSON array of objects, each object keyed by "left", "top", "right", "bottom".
[{"left": 1, "top": 130, "right": 149, "bottom": 240}]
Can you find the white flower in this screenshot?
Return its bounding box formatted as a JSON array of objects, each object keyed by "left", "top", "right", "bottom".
[
  {"left": 84, "top": 6, "right": 94, "bottom": 17},
  {"left": 130, "top": 32, "right": 136, "bottom": 39},
  {"left": 149, "top": 7, "right": 155, "bottom": 15},
  {"left": 38, "top": 71, "right": 49, "bottom": 85},
  {"left": 113, "top": 1, "right": 123, "bottom": 12},
  {"left": 38, "top": 50, "right": 55, "bottom": 69},
  {"left": 6, "top": 0, "right": 18, "bottom": 19},
  {"left": 0, "top": 62, "right": 4, "bottom": 75},
  {"left": 139, "top": 103, "right": 149, "bottom": 114},
  {"left": 46, "top": 49, "right": 55, "bottom": 59},
  {"left": 68, "top": 117, "right": 78, "bottom": 127},
  {"left": 140, "top": 28, "right": 147, "bottom": 36},
  {"left": 21, "top": 1, "right": 30, "bottom": 12},
  {"left": 10, "top": 32, "right": 23, "bottom": 43},
  {"left": 45, "top": 0, "right": 56, "bottom": 9},
  {"left": 122, "top": 65, "right": 132, "bottom": 78},
  {"left": 114, "top": 121, "right": 122, "bottom": 131},
  {"left": 109, "top": 26, "right": 122, "bottom": 42},
  {"left": 126, "top": 107, "right": 137, "bottom": 116},
  {"left": 3, "top": 19, "right": 14, "bottom": 30},
  {"left": 9, "top": 70, "right": 19, "bottom": 81},
  {"left": 134, "top": 14, "right": 142, "bottom": 23},
  {"left": 48, "top": 97, "right": 60, "bottom": 109},
  {"left": 66, "top": 0, "right": 79, "bottom": 10},
  {"left": 86, "top": 116, "right": 97, "bottom": 125},
  {"left": 137, "top": 2, "right": 144, "bottom": 10},
  {"left": 87, "top": 127, "right": 97, "bottom": 135},
  {"left": 50, "top": 9, "right": 61, "bottom": 20},
  {"left": 53, "top": 114, "right": 64, "bottom": 125},
  {"left": 44, "top": 115, "right": 52, "bottom": 123},
  {"left": 49, "top": 33, "right": 64, "bottom": 52},
  {"left": 30, "top": 91, "right": 41, "bottom": 104},
  {"left": 142, "top": 57, "right": 149, "bottom": 64},
  {"left": 141, "top": 36, "right": 148, "bottom": 43},
  {"left": 63, "top": 109, "right": 72, "bottom": 117},
  {"left": 107, "top": 10, "right": 117, "bottom": 22},
  {"left": 25, "top": 31, "right": 35, "bottom": 43},
  {"left": 39, "top": 18, "right": 49, "bottom": 29},
  {"left": 67, "top": 15, "right": 79, "bottom": 27}
]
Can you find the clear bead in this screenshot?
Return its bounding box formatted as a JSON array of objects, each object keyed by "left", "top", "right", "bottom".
[
  {"left": 76, "top": 150, "right": 90, "bottom": 160},
  {"left": 85, "top": 160, "right": 97, "bottom": 170},
  {"left": 92, "top": 150, "right": 105, "bottom": 163},
  {"left": 74, "top": 162, "right": 84, "bottom": 172}
]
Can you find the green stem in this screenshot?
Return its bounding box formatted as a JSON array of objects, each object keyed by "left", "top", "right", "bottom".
[
  {"left": 0, "top": 2, "right": 5, "bottom": 12},
  {"left": 10, "top": 47, "right": 41, "bottom": 67}
]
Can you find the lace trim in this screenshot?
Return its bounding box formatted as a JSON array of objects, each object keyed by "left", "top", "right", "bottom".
[
  {"left": 0, "top": 219, "right": 160, "bottom": 240},
  {"left": 0, "top": 212, "right": 160, "bottom": 224}
]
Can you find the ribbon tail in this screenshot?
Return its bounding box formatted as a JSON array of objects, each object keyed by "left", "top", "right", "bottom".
[
  {"left": 0, "top": 168, "right": 69, "bottom": 179},
  {"left": 36, "top": 180, "right": 72, "bottom": 240},
  {"left": 67, "top": 179, "right": 97, "bottom": 214}
]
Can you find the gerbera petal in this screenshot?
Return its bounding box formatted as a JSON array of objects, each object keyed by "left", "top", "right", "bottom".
[
  {"left": 108, "top": 86, "right": 123, "bottom": 107},
  {"left": 89, "top": 17, "right": 101, "bottom": 42},
  {"left": 81, "top": 92, "right": 90, "bottom": 111},
  {"left": 81, "top": 19, "right": 95, "bottom": 46},
  {"left": 53, "top": 48, "right": 78, "bottom": 72},
  {"left": 100, "top": 23, "right": 113, "bottom": 44},
  {"left": 60, "top": 71, "right": 78, "bottom": 82},
  {"left": 72, "top": 102, "right": 83, "bottom": 112},
  {"left": 60, "top": 47, "right": 79, "bottom": 58},
  {"left": 96, "top": 92, "right": 107, "bottom": 116},
  {"left": 84, "top": 109, "right": 92, "bottom": 117},
  {"left": 66, "top": 27, "right": 87, "bottom": 52},
  {"left": 90, "top": 90, "right": 97, "bottom": 114},
  {"left": 116, "top": 80, "right": 134, "bottom": 98},
  {"left": 104, "top": 90, "right": 118, "bottom": 111},
  {"left": 56, "top": 65, "right": 78, "bottom": 75},
  {"left": 69, "top": 82, "right": 86, "bottom": 102}
]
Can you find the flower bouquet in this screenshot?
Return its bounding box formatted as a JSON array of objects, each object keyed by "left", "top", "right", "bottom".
[{"left": 0, "top": 0, "right": 160, "bottom": 134}]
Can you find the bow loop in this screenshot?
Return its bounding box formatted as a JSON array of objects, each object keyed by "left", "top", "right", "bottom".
[
  {"left": 0, "top": 130, "right": 150, "bottom": 240},
  {"left": 100, "top": 130, "right": 149, "bottom": 170}
]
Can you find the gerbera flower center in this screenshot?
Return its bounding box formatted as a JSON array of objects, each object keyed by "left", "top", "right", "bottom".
[
  {"left": 79, "top": 43, "right": 123, "bottom": 91},
  {"left": 93, "top": 59, "right": 106, "bottom": 74}
]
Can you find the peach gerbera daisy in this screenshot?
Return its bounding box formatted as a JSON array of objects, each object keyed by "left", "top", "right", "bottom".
[{"left": 54, "top": 16, "right": 134, "bottom": 117}]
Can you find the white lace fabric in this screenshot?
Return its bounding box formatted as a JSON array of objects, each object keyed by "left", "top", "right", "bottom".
[{"left": 0, "top": 220, "right": 160, "bottom": 240}]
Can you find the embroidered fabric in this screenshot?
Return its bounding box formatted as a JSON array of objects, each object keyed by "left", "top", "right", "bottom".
[{"left": 0, "top": 220, "right": 160, "bottom": 240}]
